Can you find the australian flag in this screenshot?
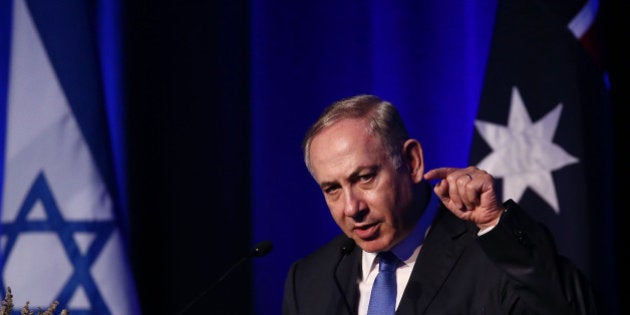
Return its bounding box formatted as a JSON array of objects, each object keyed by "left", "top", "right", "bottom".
[
  {"left": 0, "top": 0, "right": 140, "bottom": 314},
  {"left": 469, "top": 0, "right": 617, "bottom": 313}
]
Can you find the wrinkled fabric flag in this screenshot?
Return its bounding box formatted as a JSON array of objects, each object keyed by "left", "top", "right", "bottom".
[
  {"left": 0, "top": 0, "right": 140, "bottom": 314},
  {"left": 469, "top": 0, "right": 616, "bottom": 313}
]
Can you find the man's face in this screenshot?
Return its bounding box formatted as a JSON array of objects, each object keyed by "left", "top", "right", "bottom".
[{"left": 309, "top": 118, "right": 417, "bottom": 253}]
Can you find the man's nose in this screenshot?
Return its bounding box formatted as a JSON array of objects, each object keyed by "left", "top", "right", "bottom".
[{"left": 343, "top": 188, "right": 363, "bottom": 217}]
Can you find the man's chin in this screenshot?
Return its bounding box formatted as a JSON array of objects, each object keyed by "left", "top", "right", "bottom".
[{"left": 356, "top": 238, "right": 390, "bottom": 253}]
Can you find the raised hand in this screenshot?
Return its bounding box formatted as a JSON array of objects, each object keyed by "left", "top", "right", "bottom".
[{"left": 423, "top": 166, "right": 505, "bottom": 230}]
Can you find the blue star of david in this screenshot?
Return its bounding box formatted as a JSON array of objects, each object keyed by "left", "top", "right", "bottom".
[{"left": 1, "top": 172, "right": 114, "bottom": 315}]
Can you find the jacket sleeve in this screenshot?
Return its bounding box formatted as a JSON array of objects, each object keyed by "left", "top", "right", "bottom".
[{"left": 477, "top": 199, "right": 601, "bottom": 315}]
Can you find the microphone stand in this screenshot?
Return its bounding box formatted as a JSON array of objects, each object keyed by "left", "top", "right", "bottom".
[
  {"left": 175, "top": 240, "right": 273, "bottom": 315},
  {"left": 334, "top": 238, "right": 356, "bottom": 314}
]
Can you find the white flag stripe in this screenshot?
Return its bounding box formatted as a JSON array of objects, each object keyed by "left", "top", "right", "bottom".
[
  {"left": 4, "top": 0, "right": 112, "bottom": 222},
  {"left": 4, "top": 232, "right": 71, "bottom": 304}
]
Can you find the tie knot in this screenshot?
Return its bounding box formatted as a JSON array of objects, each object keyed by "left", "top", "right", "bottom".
[{"left": 378, "top": 251, "right": 399, "bottom": 272}]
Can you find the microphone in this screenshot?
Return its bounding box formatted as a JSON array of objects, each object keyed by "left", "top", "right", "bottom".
[
  {"left": 334, "top": 237, "right": 356, "bottom": 314},
  {"left": 176, "top": 240, "right": 273, "bottom": 315},
  {"left": 251, "top": 240, "right": 273, "bottom": 257},
  {"left": 340, "top": 237, "right": 355, "bottom": 255}
]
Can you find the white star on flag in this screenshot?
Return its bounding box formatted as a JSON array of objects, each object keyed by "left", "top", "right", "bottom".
[{"left": 474, "top": 87, "right": 578, "bottom": 213}]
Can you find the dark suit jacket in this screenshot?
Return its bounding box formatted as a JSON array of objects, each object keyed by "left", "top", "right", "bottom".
[{"left": 282, "top": 200, "right": 599, "bottom": 314}]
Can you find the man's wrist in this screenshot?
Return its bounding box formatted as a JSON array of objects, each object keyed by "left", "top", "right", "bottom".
[{"left": 476, "top": 204, "right": 509, "bottom": 235}]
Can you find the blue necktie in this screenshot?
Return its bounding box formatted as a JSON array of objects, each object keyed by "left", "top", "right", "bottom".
[{"left": 367, "top": 251, "right": 399, "bottom": 315}]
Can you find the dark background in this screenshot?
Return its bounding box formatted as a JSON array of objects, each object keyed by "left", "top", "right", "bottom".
[
  {"left": 123, "top": 0, "right": 628, "bottom": 314},
  {"left": 125, "top": 1, "right": 252, "bottom": 314}
]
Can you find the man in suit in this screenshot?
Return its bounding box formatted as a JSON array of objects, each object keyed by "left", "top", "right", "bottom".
[{"left": 282, "top": 94, "right": 599, "bottom": 314}]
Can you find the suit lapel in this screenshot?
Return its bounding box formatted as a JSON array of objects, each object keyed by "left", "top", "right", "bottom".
[
  {"left": 397, "top": 206, "right": 474, "bottom": 314},
  {"left": 335, "top": 246, "right": 362, "bottom": 314}
]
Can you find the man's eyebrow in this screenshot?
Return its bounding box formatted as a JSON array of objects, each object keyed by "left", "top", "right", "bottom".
[
  {"left": 319, "top": 166, "right": 380, "bottom": 188},
  {"left": 319, "top": 180, "right": 338, "bottom": 189}
]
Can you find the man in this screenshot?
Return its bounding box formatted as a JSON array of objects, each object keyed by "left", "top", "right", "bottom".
[{"left": 282, "top": 95, "right": 599, "bottom": 314}]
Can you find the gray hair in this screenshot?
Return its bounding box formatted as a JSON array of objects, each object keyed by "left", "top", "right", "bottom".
[{"left": 302, "top": 94, "right": 410, "bottom": 175}]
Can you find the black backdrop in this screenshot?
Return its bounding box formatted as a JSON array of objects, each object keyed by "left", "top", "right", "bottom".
[
  {"left": 125, "top": 1, "right": 252, "bottom": 314},
  {"left": 123, "top": 1, "right": 628, "bottom": 314}
]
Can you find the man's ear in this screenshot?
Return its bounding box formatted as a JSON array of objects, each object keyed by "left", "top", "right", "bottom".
[{"left": 403, "top": 139, "right": 424, "bottom": 183}]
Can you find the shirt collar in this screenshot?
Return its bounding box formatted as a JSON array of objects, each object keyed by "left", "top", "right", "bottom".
[{"left": 361, "top": 192, "right": 439, "bottom": 279}]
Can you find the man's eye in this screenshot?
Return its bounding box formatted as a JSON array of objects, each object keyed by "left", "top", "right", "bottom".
[
  {"left": 324, "top": 185, "right": 340, "bottom": 194},
  {"left": 359, "top": 174, "right": 374, "bottom": 182}
]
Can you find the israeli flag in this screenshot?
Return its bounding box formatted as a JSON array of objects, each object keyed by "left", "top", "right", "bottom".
[{"left": 0, "top": 0, "right": 141, "bottom": 314}]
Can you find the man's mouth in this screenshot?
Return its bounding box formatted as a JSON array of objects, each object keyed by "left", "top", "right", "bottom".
[{"left": 353, "top": 222, "right": 379, "bottom": 240}]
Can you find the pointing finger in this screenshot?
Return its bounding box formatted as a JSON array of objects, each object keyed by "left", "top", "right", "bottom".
[{"left": 423, "top": 167, "right": 457, "bottom": 181}]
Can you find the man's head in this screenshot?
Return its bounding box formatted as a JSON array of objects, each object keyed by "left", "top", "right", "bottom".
[{"left": 302, "top": 95, "right": 425, "bottom": 253}]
